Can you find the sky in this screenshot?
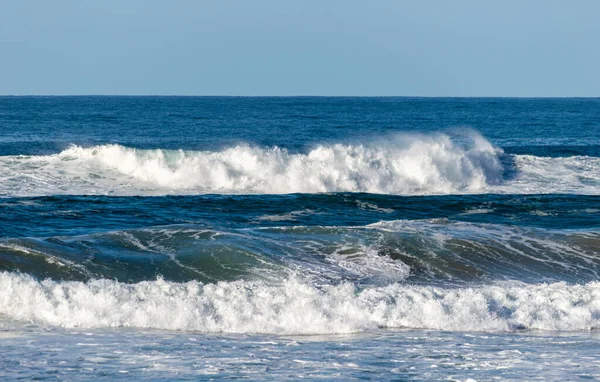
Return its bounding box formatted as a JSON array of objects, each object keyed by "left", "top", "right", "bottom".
[{"left": 0, "top": 0, "right": 599, "bottom": 96}]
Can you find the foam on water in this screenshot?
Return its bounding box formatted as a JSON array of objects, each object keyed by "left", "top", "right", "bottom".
[
  {"left": 0, "top": 132, "right": 503, "bottom": 196},
  {"left": 503, "top": 154, "right": 600, "bottom": 194},
  {"left": 1, "top": 132, "right": 599, "bottom": 197},
  {"left": 1, "top": 272, "right": 600, "bottom": 334}
]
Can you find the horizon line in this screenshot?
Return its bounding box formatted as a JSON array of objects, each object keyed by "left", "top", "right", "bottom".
[{"left": 1, "top": 94, "right": 599, "bottom": 99}]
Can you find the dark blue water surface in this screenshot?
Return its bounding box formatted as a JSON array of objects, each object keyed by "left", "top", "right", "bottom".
[
  {"left": 1, "top": 96, "right": 600, "bottom": 155},
  {"left": 2, "top": 97, "right": 600, "bottom": 381},
  {"left": 0, "top": 96, "right": 599, "bottom": 281}
]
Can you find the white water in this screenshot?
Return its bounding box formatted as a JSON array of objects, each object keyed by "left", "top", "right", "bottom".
[
  {"left": 1, "top": 132, "right": 599, "bottom": 197},
  {"left": 0, "top": 133, "right": 498, "bottom": 196},
  {"left": 2, "top": 272, "right": 599, "bottom": 334}
]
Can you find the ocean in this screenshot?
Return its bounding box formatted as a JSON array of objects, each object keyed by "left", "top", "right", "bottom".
[{"left": 1, "top": 96, "right": 600, "bottom": 380}]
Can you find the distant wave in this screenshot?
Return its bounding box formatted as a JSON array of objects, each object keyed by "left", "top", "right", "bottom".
[
  {"left": 1, "top": 131, "right": 599, "bottom": 196},
  {"left": 2, "top": 272, "right": 600, "bottom": 333}
]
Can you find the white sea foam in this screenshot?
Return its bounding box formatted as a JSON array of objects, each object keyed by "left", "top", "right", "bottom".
[
  {"left": 323, "top": 244, "right": 411, "bottom": 283},
  {"left": 255, "top": 209, "right": 316, "bottom": 222},
  {"left": 493, "top": 154, "right": 600, "bottom": 195},
  {"left": 1, "top": 132, "right": 599, "bottom": 196},
  {"left": 0, "top": 132, "right": 502, "bottom": 196},
  {"left": 1, "top": 272, "right": 599, "bottom": 334}
]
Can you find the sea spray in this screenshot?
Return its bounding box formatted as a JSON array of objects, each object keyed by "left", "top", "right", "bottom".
[
  {"left": 2, "top": 272, "right": 600, "bottom": 333},
  {"left": 0, "top": 132, "right": 502, "bottom": 196}
]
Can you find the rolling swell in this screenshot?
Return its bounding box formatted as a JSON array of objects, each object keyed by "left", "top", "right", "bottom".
[
  {"left": 2, "top": 193, "right": 599, "bottom": 238},
  {"left": 2, "top": 221, "right": 599, "bottom": 285}
]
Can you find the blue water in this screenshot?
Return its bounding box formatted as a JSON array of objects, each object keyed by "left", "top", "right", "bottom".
[{"left": 1, "top": 97, "right": 600, "bottom": 380}]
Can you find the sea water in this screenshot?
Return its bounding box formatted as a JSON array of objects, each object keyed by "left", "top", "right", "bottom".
[{"left": 1, "top": 97, "right": 600, "bottom": 380}]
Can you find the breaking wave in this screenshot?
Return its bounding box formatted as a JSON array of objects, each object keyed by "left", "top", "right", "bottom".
[
  {"left": 2, "top": 131, "right": 599, "bottom": 197},
  {"left": 2, "top": 131, "right": 600, "bottom": 197},
  {"left": 1, "top": 272, "right": 600, "bottom": 334},
  {"left": 0, "top": 132, "right": 504, "bottom": 196}
]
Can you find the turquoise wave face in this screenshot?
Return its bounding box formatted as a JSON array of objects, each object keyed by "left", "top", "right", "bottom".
[
  {"left": 2, "top": 193, "right": 600, "bottom": 286},
  {"left": 2, "top": 214, "right": 600, "bottom": 286}
]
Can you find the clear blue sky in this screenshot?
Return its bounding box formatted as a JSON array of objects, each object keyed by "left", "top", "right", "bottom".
[{"left": 1, "top": 0, "right": 599, "bottom": 96}]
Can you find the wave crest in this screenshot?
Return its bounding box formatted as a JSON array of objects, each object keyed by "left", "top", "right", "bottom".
[
  {"left": 2, "top": 272, "right": 600, "bottom": 334},
  {"left": 0, "top": 132, "right": 502, "bottom": 196}
]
